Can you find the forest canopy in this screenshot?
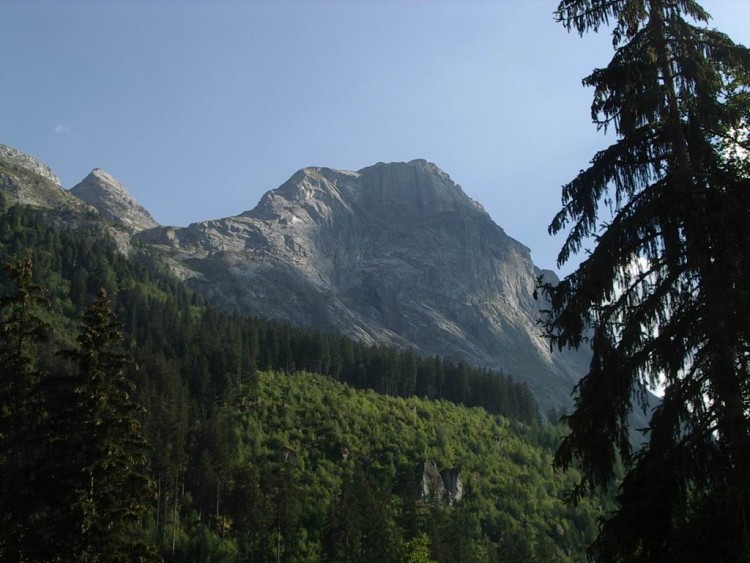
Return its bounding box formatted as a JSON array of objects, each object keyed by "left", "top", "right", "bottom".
[{"left": 0, "top": 203, "right": 604, "bottom": 560}]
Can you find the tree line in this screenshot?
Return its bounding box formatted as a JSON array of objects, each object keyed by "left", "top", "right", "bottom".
[
  {"left": 0, "top": 201, "right": 551, "bottom": 560},
  {"left": 0, "top": 201, "right": 539, "bottom": 425}
]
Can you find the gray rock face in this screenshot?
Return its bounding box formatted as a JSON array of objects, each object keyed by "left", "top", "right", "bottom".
[
  {"left": 71, "top": 169, "right": 159, "bottom": 232},
  {"left": 0, "top": 143, "right": 61, "bottom": 186},
  {"left": 138, "top": 159, "right": 589, "bottom": 410},
  {"left": 0, "top": 143, "right": 80, "bottom": 210},
  {"left": 419, "top": 460, "right": 447, "bottom": 505},
  {"left": 417, "top": 461, "right": 463, "bottom": 506},
  {"left": 440, "top": 467, "right": 464, "bottom": 506}
]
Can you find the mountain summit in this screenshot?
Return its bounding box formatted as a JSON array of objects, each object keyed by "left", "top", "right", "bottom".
[
  {"left": 0, "top": 143, "right": 592, "bottom": 412},
  {"left": 71, "top": 169, "right": 158, "bottom": 232},
  {"left": 0, "top": 143, "right": 81, "bottom": 210},
  {"left": 139, "top": 159, "right": 589, "bottom": 410}
]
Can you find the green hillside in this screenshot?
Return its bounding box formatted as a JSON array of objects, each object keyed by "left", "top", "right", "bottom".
[
  {"left": 0, "top": 202, "right": 605, "bottom": 561},
  {"left": 210, "top": 370, "right": 603, "bottom": 561}
]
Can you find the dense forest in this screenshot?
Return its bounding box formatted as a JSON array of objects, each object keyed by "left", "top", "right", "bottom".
[{"left": 0, "top": 202, "right": 608, "bottom": 560}]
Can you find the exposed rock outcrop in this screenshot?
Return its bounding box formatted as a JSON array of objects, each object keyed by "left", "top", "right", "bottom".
[
  {"left": 0, "top": 143, "right": 83, "bottom": 210},
  {"left": 441, "top": 467, "right": 464, "bottom": 506},
  {"left": 417, "top": 460, "right": 463, "bottom": 506},
  {"left": 71, "top": 169, "right": 159, "bottom": 232}
]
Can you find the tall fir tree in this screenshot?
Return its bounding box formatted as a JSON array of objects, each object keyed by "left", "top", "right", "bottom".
[
  {"left": 0, "top": 257, "right": 57, "bottom": 561},
  {"left": 541, "top": 0, "right": 750, "bottom": 560},
  {"left": 67, "top": 288, "right": 155, "bottom": 562}
]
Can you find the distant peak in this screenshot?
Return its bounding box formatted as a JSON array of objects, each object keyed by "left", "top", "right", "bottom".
[
  {"left": 0, "top": 142, "right": 62, "bottom": 186},
  {"left": 70, "top": 169, "right": 158, "bottom": 232},
  {"left": 407, "top": 158, "right": 454, "bottom": 181},
  {"left": 356, "top": 159, "right": 485, "bottom": 215},
  {"left": 293, "top": 166, "right": 360, "bottom": 181},
  {"left": 406, "top": 158, "right": 436, "bottom": 169},
  {"left": 359, "top": 159, "right": 456, "bottom": 186},
  {"left": 83, "top": 168, "right": 128, "bottom": 193}
]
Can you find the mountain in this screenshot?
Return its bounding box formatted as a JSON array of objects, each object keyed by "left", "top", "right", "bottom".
[
  {"left": 0, "top": 143, "right": 634, "bottom": 560},
  {"left": 0, "top": 143, "right": 590, "bottom": 411},
  {"left": 0, "top": 197, "right": 606, "bottom": 561},
  {"left": 137, "top": 159, "right": 589, "bottom": 410},
  {"left": 70, "top": 168, "right": 158, "bottom": 232},
  {"left": 0, "top": 144, "right": 160, "bottom": 253},
  {"left": 0, "top": 143, "right": 87, "bottom": 211}
]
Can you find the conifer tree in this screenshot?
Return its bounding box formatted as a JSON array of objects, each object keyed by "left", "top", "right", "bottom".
[
  {"left": 0, "top": 258, "right": 56, "bottom": 560},
  {"left": 67, "top": 288, "right": 155, "bottom": 562},
  {"left": 542, "top": 0, "right": 750, "bottom": 560}
]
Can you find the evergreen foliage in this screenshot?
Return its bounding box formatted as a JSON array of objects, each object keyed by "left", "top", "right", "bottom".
[
  {"left": 0, "top": 258, "right": 59, "bottom": 560},
  {"left": 0, "top": 203, "right": 607, "bottom": 560},
  {"left": 543, "top": 0, "right": 750, "bottom": 560},
  {"left": 0, "top": 263, "right": 154, "bottom": 561},
  {"left": 228, "top": 370, "right": 604, "bottom": 561},
  {"left": 64, "top": 289, "right": 155, "bottom": 562}
]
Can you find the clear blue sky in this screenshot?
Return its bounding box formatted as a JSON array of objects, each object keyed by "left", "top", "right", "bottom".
[{"left": 2, "top": 1, "right": 748, "bottom": 274}]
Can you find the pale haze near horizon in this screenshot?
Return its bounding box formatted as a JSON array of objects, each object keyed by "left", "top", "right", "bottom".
[{"left": 1, "top": 1, "right": 748, "bottom": 275}]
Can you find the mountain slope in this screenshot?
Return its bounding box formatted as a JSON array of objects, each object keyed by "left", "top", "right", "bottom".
[
  {"left": 0, "top": 143, "right": 88, "bottom": 211},
  {"left": 0, "top": 201, "right": 605, "bottom": 561},
  {"left": 232, "top": 369, "right": 601, "bottom": 560},
  {"left": 0, "top": 142, "right": 592, "bottom": 412},
  {"left": 71, "top": 168, "right": 158, "bottom": 232},
  {"left": 138, "top": 159, "right": 589, "bottom": 410}
]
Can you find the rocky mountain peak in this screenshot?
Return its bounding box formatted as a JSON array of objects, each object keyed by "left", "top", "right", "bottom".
[
  {"left": 86, "top": 168, "right": 129, "bottom": 194},
  {"left": 357, "top": 159, "right": 486, "bottom": 217},
  {"left": 0, "top": 143, "right": 62, "bottom": 186},
  {"left": 247, "top": 166, "right": 353, "bottom": 217},
  {"left": 135, "top": 159, "right": 589, "bottom": 411},
  {"left": 70, "top": 169, "right": 158, "bottom": 232},
  {"left": 245, "top": 160, "right": 484, "bottom": 227}
]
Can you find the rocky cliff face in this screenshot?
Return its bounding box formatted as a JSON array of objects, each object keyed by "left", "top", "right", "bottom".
[
  {"left": 0, "top": 143, "right": 593, "bottom": 412},
  {"left": 418, "top": 460, "right": 464, "bottom": 507},
  {"left": 0, "top": 143, "right": 61, "bottom": 186},
  {"left": 0, "top": 143, "right": 83, "bottom": 210},
  {"left": 71, "top": 169, "right": 159, "bottom": 232},
  {"left": 138, "top": 159, "right": 590, "bottom": 410}
]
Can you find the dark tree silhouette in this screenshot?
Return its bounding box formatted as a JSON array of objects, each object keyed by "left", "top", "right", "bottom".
[
  {"left": 0, "top": 258, "right": 58, "bottom": 561},
  {"left": 542, "top": 0, "right": 750, "bottom": 560},
  {"left": 67, "top": 289, "right": 155, "bottom": 562}
]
